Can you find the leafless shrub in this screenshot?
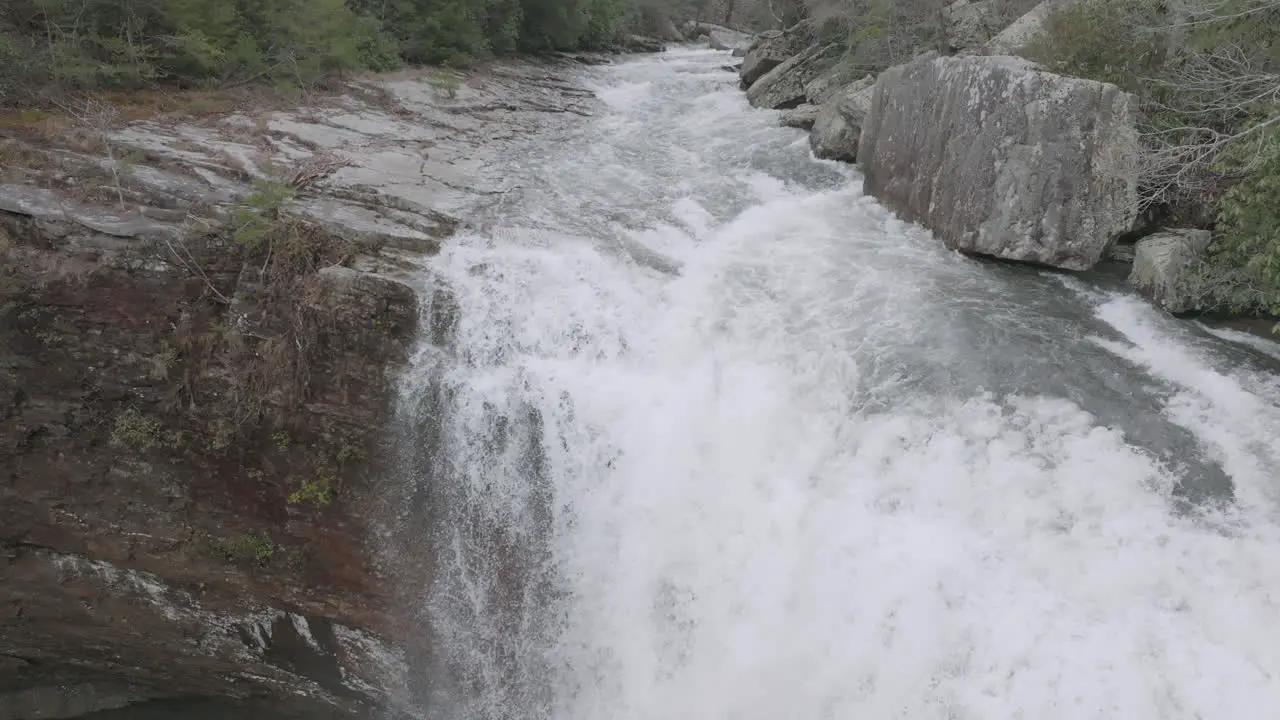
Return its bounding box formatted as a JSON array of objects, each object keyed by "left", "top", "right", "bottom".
[
  {"left": 50, "top": 97, "right": 131, "bottom": 208},
  {"left": 1138, "top": 29, "right": 1280, "bottom": 210}
]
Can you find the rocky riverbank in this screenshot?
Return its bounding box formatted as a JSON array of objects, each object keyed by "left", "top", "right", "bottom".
[
  {"left": 0, "top": 56, "right": 610, "bottom": 720},
  {"left": 731, "top": 0, "right": 1247, "bottom": 322}
]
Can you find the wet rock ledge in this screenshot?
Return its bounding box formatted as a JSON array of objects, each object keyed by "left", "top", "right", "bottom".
[{"left": 0, "top": 59, "right": 598, "bottom": 719}]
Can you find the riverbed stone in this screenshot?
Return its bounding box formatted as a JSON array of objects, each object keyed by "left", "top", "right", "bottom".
[
  {"left": 746, "top": 42, "right": 842, "bottom": 109},
  {"left": 1129, "top": 229, "right": 1213, "bottom": 314},
  {"left": 709, "top": 27, "right": 753, "bottom": 51},
  {"left": 780, "top": 104, "right": 821, "bottom": 129},
  {"left": 858, "top": 54, "right": 1140, "bottom": 270},
  {"left": 809, "top": 77, "right": 875, "bottom": 162}
]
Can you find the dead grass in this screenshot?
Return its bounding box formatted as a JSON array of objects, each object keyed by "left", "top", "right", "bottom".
[
  {"left": 0, "top": 110, "right": 114, "bottom": 158},
  {"left": 0, "top": 110, "right": 76, "bottom": 142},
  {"left": 95, "top": 87, "right": 304, "bottom": 122},
  {"left": 0, "top": 239, "right": 101, "bottom": 291},
  {"left": 0, "top": 138, "right": 50, "bottom": 176},
  {"left": 2, "top": 82, "right": 348, "bottom": 136},
  {"left": 159, "top": 216, "right": 367, "bottom": 440}
]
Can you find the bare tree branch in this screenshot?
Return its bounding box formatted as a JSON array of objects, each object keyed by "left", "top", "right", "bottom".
[{"left": 1134, "top": 0, "right": 1280, "bottom": 211}]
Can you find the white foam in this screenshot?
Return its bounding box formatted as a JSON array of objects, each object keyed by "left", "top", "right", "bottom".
[
  {"left": 401, "top": 48, "right": 1280, "bottom": 720},
  {"left": 1090, "top": 296, "right": 1280, "bottom": 513},
  {"left": 1200, "top": 322, "right": 1280, "bottom": 361}
]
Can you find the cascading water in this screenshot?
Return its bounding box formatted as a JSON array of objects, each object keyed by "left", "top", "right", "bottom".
[{"left": 395, "top": 47, "right": 1280, "bottom": 719}]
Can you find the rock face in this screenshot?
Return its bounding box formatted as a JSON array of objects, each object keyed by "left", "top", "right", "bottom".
[
  {"left": 858, "top": 54, "right": 1140, "bottom": 270},
  {"left": 739, "top": 21, "right": 815, "bottom": 88},
  {"left": 780, "top": 104, "right": 822, "bottom": 129},
  {"left": 746, "top": 42, "right": 841, "bottom": 109},
  {"left": 1129, "top": 229, "right": 1213, "bottom": 314},
  {"left": 0, "top": 58, "right": 597, "bottom": 719},
  {"left": 0, "top": 182, "right": 423, "bottom": 720},
  {"left": 809, "top": 79, "right": 875, "bottom": 162}
]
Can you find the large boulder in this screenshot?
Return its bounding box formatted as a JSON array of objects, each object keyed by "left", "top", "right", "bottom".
[
  {"left": 809, "top": 79, "right": 875, "bottom": 162},
  {"left": 739, "top": 20, "right": 816, "bottom": 88},
  {"left": 746, "top": 42, "right": 841, "bottom": 109},
  {"left": 780, "top": 104, "right": 822, "bottom": 129},
  {"left": 709, "top": 28, "right": 753, "bottom": 51},
  {"left": 1128, "top": 229, "right": 1213, "bottom": 314},
  {"left": 946, "top": 0, "right": 1003, "bottom": 53},
  {"left": 857, "top": 54, "right": 1140, "bottom": 270}
]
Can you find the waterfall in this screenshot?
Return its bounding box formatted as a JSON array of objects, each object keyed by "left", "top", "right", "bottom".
[{"left": 390, "top": 48, "right": 1280, "bottom": 720}]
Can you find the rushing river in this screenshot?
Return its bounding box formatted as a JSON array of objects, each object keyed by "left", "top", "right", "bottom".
[{"left": 395, "top": 47, "right": 1280, "bottom": 720}]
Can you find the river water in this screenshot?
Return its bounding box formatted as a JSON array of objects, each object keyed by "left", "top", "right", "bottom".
[{"left": 396, "top": 47, "right": 1280, "bottom": 720}]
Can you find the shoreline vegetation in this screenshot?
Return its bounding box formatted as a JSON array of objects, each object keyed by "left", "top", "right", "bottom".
[{"left": 0, "top": 0, "right": 741, "bottom": 107}]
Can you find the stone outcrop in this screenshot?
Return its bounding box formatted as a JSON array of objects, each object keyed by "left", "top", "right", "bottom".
[
  {"left": 809, "top": 76, "right": 875, "bottom": 162},
  {"left": 780, "top": 104, "right": 822, "bottom": 130},
  {"left": 858, "top": 54, "right": 1140, "bottom": 270},
  {"left": 0, "top": 181, "right": 423, "bottom": 720},
  {"left": 739, "top": 20, "right": 815, "bottom": 89},
  {"left": 746, "top": 42, "right": 841, "bottom": 109},
  {"left": 0, "top": 58, "right": 597, "bottom": 719},
  {"left": 1129, "top": 229, "right": 1213, "bottom": 314}
]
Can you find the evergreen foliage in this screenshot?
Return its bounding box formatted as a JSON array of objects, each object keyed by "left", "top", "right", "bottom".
[{"left": 0, "top": 0, "right": 658, "bottom": 102}]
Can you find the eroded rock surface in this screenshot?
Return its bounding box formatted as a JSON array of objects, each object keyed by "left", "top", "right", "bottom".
[
  {"left": 858, "top": 54, "right": 1139, "bottom": 270},
  {"left": 0, "top": 57, "right": 599, "bottom": 719}
]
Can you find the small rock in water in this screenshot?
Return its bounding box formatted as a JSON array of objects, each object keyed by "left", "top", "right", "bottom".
[
  {"left": 808, "top": 77, "right": 875, "bottom": 162},
  {"left": 780, "top": 104, "right": 821, "bottom": 130},
  {"left": 1129, "top": 229, "right": 1213, "bottom": 314}
]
